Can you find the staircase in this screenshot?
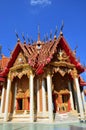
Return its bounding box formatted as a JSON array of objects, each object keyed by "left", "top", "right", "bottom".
[
  {"left": 11, "top": 114, "right": 30, "bottom": 122},
  {"left": 0, "top": 113, "right": 4, "bottom": 122},
  {"left": 54, "top": 112, "right": 79, "bottom": 123}
]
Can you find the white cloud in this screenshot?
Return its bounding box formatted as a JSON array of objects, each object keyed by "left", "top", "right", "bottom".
[{"left": 30, "top": 0, "right": 52, "bottom": 6}]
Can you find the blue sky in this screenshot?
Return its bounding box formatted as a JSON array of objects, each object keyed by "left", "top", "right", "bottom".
[{"left": 0, "top": 0, "right": 86, "bottom": 79}]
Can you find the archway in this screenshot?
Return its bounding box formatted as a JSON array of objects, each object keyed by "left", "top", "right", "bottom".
[{"left": 10, "top": 75, "right": 30, "bottom": 114}]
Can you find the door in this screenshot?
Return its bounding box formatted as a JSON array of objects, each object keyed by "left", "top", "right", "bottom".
[{"left": 17, "top": 98, "right": 23, "bottom": 110}]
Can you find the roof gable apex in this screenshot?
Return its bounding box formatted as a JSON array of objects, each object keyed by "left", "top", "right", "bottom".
[
  {"left": 0, "top": 42, "right": 30, "bottom": 77},
  {"left": 7, "top": 42, "right": 29, "bottom": 68},
  {"left": 57, "top": 36, "right": 84, "bottom": 73}
]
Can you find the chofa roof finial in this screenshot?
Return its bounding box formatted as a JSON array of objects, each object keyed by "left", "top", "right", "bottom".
[
  {"left": 22, "top": 33, "right": 26, "bottom": 44},
  {"left": 27, "top": 34, "right": 30, "bottom": 45},
  {"left": 15, "top": 30, "right": 20, "bottom": 42},
  {"left": 38, "top": 25, "right": 40, "bottom": 42},
  {"left": 60, "top": 20, "right": 64, "bottom": 36},
  {"left": 54, "top": 26, "right": 58, "bottom": 39},
  {"left": 50, "top": 30, "right": 52, "bottom": 41}
]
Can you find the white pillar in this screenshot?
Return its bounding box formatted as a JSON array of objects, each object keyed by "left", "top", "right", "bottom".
[
  {"left": 74, "top": 78, "right": 84, "bottom": 119},
  {"left": 42, "top": 79, "right": 46, "bottom": 112},
  {"left": 47, "top": 74, "right": 53, "bottom": 122},
  {"left": 37, "top": 79, "right": 40, "bottom": 112},
  {"left": 4, "top": 78, "right": 11, "bottom": 121},
  {"left": 0, "top": 85, "right": 5, "bottom": 114},
  {"left": 29, "top": 74, "right": 34, "bottom": 122},
  {"left": 81, "top": 89, "right": 86, "bottom": 113},
  {"left": 13, "top": 82, "right": 17, "bottom": 114},
  {"left": 68, "top": 82, "right": 74, "bottom": 110}
]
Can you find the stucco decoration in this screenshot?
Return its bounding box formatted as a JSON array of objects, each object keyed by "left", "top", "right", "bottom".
[{"left": 8, "top": 64, "right": 33, "bottom": 81}]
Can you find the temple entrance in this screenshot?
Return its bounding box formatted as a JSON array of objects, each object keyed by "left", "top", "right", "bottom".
[
  {"left": 53, "top": 92, "right": 70, "bottom": 113},
  {"left": 52, "top": 73, "right": 71, "bottom": 113},
  {"left": 14, "top": 75, "right": 30, "bottom": 113},
  {"left": 16, "top": 97, "right": 30, "bottom": 112}
]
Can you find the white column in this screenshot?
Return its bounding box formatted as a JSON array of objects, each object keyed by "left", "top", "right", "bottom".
[
  {"left": 37, "top": 79, "right": 40, "bottom": 112},
  {"left": 74, "top": 78, "right": 84, "bottom": 119},
  {"left": 68, "top": 82, "right": 74, "bottom": 110},
  {"left": 47, "top": 74, "right": 53, "bottom": 122},
  {"left": 29, "top": 74, "right": 34, "bottom": 122},
  {"left": 81, "top": 89, "right": 86, "bottom": 113},
  {"left": 0, "top": 85, "right": 5, "bottom": 114},
  {"left": 13, "top": 82, "right": 17, "bottom": 114},
  {"left": 42, "top": 79, "right": 46, "bottom": 112},
  {"left": 4, "top": 78, "right": 11, "bottom": 121}
]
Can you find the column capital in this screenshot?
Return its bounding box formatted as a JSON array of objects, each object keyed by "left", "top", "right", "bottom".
[
  {"left": 8, "top": 71, "right": 11, "bottom": 80},
  {"left": 46, "top": 68, "right": 52, "bottom": 76},
  {"left": 71, "top": 68, "right": 78, "bottom": 79},
  {"left": 30, "top": 72, "right": 35, "bottom": 78},
  {"left": 47, "top": 72, "right": 51, "bottom": 76}
]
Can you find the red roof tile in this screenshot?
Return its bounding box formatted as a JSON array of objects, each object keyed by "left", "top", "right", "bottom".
[{"left": 0, "top": 34, "right": 85, "bottom": 76}]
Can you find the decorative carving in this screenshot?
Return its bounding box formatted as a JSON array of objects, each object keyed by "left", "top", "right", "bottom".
[
  {"left": 59, "top": 89, "right": 70, "bottom": 94},
  {"left": 8, "top": 71, "right": 11, "bottom": 80},
  {"left": 25, "top": 89, "right": 30, "bottom": 97},
  {"left": 16, "top": 91, "right": 24, "bottom": 98},
  {"left": 13, "top": 52, "right": 27, "bottom": 66},
  {"left": 16, "top": 87, "right": 30, "bottom": 99},
  {"left": 9, "top": 64, "right": 34, "bottom": 81},
  {"left": 50, "top": 61, "right": 75, "bottom": 68},
  {"left": 57, "top": 49, "right": 69, "bottom": 61},
  {"left": 17, "top": 88, "right": 24, "bottom": 93},
  {"left": 71, "top": 68, "right": 78, "bottom": 78},
  {"left": 52, "top": 67, "right": 72, "bottom": 77}
]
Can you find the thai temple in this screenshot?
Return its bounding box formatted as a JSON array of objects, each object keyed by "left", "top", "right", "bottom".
[{"left": 0, "top": 27, "right": 86, "bottom": 123}]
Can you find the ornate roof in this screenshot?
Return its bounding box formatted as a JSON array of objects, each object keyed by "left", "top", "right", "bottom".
[
  {"left": 0, "top": 55, "right": 9, "bottom": 70},
  {"left": 0, "top": 55, "right": 9, "bottom": 81},
  {"left": 27, "top": 34, "right": 84, "bottom": 74},
  {"left": 0, "top": 33, "right": 85, "bottom": 77}
]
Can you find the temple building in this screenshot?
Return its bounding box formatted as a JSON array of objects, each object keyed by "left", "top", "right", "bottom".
[{"left": 0, "top": 29, "right": 86, "bottom": 123}]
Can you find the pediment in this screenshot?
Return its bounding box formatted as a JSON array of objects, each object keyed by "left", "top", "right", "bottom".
[
  {"left": 51, "top": 47, "right": 70, "bottom": 63},
  {"left": 48, "top": 36, "right": 84, "bottom": 73},
  {"left": 13, "top": 52, "right": 27, "bottom": 67},
  {"left": 50, "top": 44, "right": 72, "bottom": 68}
]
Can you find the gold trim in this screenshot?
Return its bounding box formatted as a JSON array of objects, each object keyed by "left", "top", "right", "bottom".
[
  {"left": 10, "top": 64, "right": 32, "bottom": 71},
  {"left": 9, "top": 64, "right": 34, "bottom": 81},
  {"left": 50, "top": 61, "right": 75, "bottom": 68},
  {"left": 8, "top": 71, "right": 11, "bottom": 80},
  {"left": 71, "top": 68, "right": 78, "bottom": 78}
]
